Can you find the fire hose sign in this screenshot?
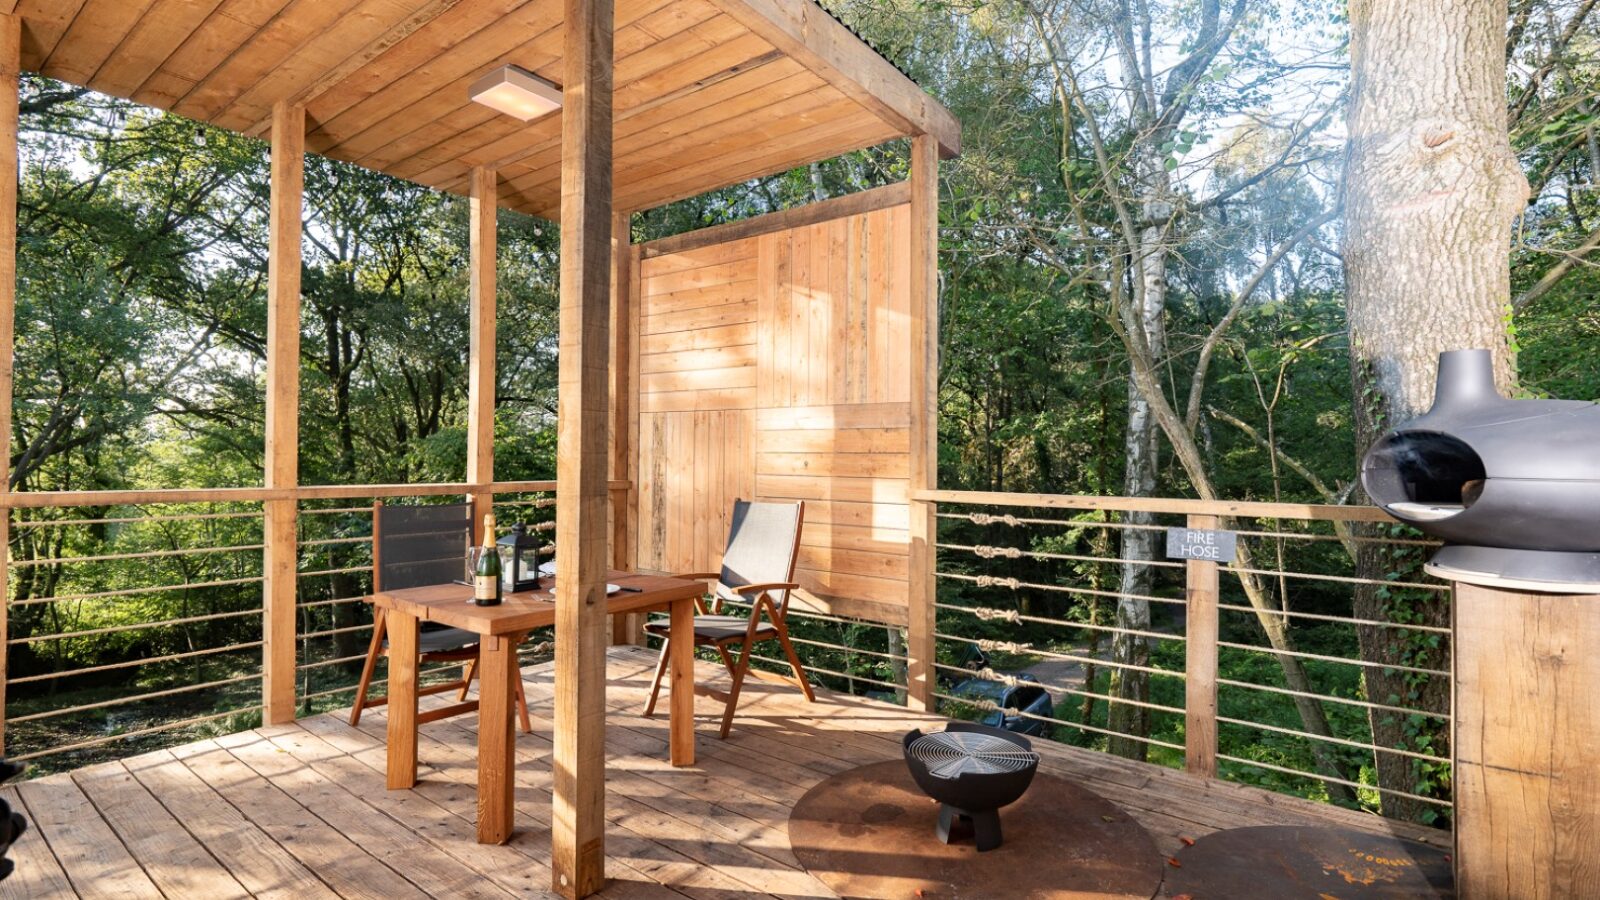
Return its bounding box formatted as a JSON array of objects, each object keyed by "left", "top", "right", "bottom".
[{"left": 1165, "top": 526, "right": 1237, "bottom": 563}]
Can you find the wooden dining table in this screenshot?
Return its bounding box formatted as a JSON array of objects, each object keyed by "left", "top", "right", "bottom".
[{"left": 370, "top": 570, "right": 707, "bottom": 844}]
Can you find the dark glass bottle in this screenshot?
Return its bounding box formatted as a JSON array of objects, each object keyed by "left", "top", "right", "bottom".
[{"left": 473, "top": 513, "right": 502, "bottom": 606}]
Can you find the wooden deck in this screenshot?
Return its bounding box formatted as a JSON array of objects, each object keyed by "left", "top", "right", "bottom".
[{"left": 1, "top": 646, "right": 1448, "bottom": 899}]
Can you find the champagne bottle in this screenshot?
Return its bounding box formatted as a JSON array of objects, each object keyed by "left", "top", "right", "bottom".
[{"left": 474, "top": 513, "right": 502, "bottom": 606}]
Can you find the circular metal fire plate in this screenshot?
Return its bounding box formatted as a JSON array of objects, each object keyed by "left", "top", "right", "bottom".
[
  {"left": 1162, "top": 824, "right": 1452, "bottom": 899},
  {"left": 788, "top": 760, "right": 1164, "bottom": 900}
]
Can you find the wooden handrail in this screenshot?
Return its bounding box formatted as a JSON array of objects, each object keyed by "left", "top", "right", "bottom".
[
  {"left": 0, "top": 480, "right": 628, "bottom": 509},
  {"left": 915, "top": 488, "right": 1397, "bottom": 524}
]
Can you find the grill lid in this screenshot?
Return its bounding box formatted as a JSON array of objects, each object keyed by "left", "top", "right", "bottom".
[{"left": 1367, "top": 349, "right": 1600, "bottom": 483}]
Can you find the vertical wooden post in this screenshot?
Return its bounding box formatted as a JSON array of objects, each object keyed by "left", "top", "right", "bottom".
[
  {"left": 1454, "top": 581, "right": 1600, "bottom": 899},
  {"left": 1183, "top": 513, "right": 1219, "bottom": 777},
  {"left": 905, "top": 134, "right": 939, "bottom": 711},
  {"left": 552, "top": 0, "right": 613, "bottom": 895},
  {"left": 609, "top": 211, "right": 640, "bottom": 646},
  {"left": 262, "top": 100, "right": 305, "bottom": 725},
  {"left": 467, "top": 166, "right": 498, "bottom": 530},
  {"left": 0, "top": 13, "right": 18, "bottom": 756}
]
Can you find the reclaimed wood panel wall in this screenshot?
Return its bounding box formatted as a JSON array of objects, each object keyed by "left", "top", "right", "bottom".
[{"left": 634, "top": 191, "right": 912, "bottom": 625}]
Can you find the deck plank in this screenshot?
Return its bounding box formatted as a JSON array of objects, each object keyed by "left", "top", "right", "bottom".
[
  {"left": 121, "top": 748, "right": 340, "bottom": 900},
  {"left": 171, "top": 739, "right": 430, "bottom": 900},
  {"left": 215, "top": 727, "right": 518, "bottom": 899},
  {"left": 0, "top": 786, "right": 76, "bottom": 900},
  {"left": 71, "top": 761, "right": 251, "bottom": 899},
  {"left": 260, "top": 723, "right": 562, "bottom": 899},
  {"left": 13, "top": 774, "right": 163, "bottom": 899},
  {"left": 8, "top": 647, "right": 1451, "bottom": 899}
]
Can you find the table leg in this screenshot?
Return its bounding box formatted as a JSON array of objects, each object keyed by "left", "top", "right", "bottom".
[
  {"left": 385, "top": 610, "right": 419, "bottom": 790},
  {"left": 669, "top": 596, "right": 695, "bottom": 767},
  {"left": 477, "top": 634, "right": 515, "bottom": 844}
]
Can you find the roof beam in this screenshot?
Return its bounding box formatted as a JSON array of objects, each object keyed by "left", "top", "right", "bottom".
[{"left": 707, "top": 0, "right": 960, "bottom": 157}]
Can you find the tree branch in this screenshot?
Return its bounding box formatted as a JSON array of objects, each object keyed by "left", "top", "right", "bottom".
[{"left": 1184, "top": 205, "right": 1339, "bottom": 432}]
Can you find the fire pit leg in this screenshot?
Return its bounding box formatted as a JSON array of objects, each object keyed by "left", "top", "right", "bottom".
[
  {"left": 970, "top": 809, "right": 1003, "bottom": 852},
  {"left": 935, "top": 805, "right": 1005, "bottom": 851}
]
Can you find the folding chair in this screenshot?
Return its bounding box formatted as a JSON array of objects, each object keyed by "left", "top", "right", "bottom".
[
  {"left": 349, "top": 501, "right": 531, "bottom": 732},
  {"left": 643, "top": 500, "right": 814, "bottom": 738}
]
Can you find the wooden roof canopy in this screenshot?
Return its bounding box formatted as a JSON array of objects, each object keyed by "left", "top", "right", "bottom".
[{"left": 11, "top": 0, "right": 961, "bottom": 218}]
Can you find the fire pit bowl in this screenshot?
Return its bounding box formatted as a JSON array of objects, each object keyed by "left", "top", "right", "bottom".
[
  {"left": 902, "top": 722, "right": 1039, "bottom": 851},
  {"left": 1361, "top": 348, "right": 1600, "bottom": 592}
]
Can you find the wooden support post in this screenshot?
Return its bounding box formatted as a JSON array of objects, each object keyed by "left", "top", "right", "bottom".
[
  {"left": 1454, "top": 581, "right": 1600, "bottom": 899},
  {"left": 384, "top": 610, "right": 419, "bottom": 790},
  {"left": 552, "top": 0, "right": 614, "bottom": 895},
  {"left": 477, "top": 634, "right": 515, "bottom": 844},
  {"left": 1182, "top": 513, "right": 1219, "bottom": 777},
  {"left": 262, "top": 100, "right": 305, "bottom": 725},
  {"left": 609, "top": 211, "right": 640, "bottom": 646},
  {"left": 467, "top": 166, "right": 498, "bottom": 530},
  {"left": 905, "top": 134, "right": 939, "bottom": 711},
  {"left": 0, "top": 13, "right": 18, "bottom": 756}
]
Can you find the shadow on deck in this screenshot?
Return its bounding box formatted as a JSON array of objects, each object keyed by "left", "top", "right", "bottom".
[{"left": 1, "top": 646, "right": 1447, "bottom": 899}]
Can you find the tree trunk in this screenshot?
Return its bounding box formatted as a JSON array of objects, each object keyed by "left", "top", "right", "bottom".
[
  {"left": 1108, "top": 174, "right": 1172, "bottom": 762},
  {"left": 1345, "top": 0, "right": 1527, "bottom": 823}
]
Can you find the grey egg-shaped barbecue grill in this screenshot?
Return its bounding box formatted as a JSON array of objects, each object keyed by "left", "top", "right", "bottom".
[{"left": 1360, "top": 348, "right": 1600, "bottom": 592}]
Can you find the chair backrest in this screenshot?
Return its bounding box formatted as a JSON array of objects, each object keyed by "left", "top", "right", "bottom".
[
  {"left": 373, "top": 501, "right": 474, "bottom": 593},
  {"left": 717, "top": 500, "right": 804, "bottom": 613}
]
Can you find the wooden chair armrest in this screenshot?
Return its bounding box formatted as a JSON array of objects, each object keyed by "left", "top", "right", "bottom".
[{"left": 731, "top": 582, "right": 800, "bottom": 595}]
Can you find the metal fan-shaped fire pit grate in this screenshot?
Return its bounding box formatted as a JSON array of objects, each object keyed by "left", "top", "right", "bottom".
[
  {"left": 902, "top": 724, "right": 1040, "bottom": 851},
  {"left": 907, "top": 731, "right": 1038, "bottom": 777}
]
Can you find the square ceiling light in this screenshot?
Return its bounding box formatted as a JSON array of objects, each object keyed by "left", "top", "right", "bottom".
[{"left": 469, "top": 65, "right": 563, "bottom": 121}]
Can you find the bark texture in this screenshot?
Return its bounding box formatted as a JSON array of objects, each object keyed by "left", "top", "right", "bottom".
[
  {"left": 1108, "top": 183, "right": 1172, "bottom": 761},
  {"left": 1345, "top": 0, "right": 1528, "bottom": 823}
]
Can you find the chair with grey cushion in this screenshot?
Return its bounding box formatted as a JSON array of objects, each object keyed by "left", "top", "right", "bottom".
[
  {"left": 643, "top": 500, "right": 814, "bottom": 738},
  {"left": 349, "top": 501, "right": 530, "bottom": 732}
]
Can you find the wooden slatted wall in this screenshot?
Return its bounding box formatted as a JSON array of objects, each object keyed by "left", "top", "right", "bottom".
[{"left": 633, "top": 185, "right": 913, "bottom": 625}]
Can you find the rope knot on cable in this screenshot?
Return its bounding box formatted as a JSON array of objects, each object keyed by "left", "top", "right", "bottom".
[
  {"left": 973, "top": 575, "right": 1022, "bottom": 591},
  {"left": 972, "top": 605, "right": 1021, "bottom": 622},
  {"left": 968, "top": 512, "right": 1021, "bottom": 527},
  {"left": 973, "top": 544, "right": 1023, "bottom": 559}
]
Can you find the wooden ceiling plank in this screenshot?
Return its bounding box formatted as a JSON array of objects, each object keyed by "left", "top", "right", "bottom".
[
  {"left": 391, "top": 17, "right": 764, "bottom": 184},
  {"left": 506, "top": 78, "right": 842, "bottom": 201},
  {"left": 707, "top": 0, "right": 959, "bottom": 157},
  {"left": 620, "top": 110, "right": 898, "bottom": 215},
  {"left": 470, "top": 39, "right": 801, "bottom": 189},
  {"left": 495, "top": 68, "right": 824, "bottom": 211},
  {"left": 133, "top": 0, "right": 294, "bottom": 110},
  {"left": 219, "top": 0, "right": 441, "bottom": 133},
  {"left": 369, "top": 1, "right": 709, "bottom": 178},
  {"left": 303, "top": 0, "right": 527, "bottom": 127},
  {"left": 172, "top": 0, "right": 370, "bottom": 123},
  {"left": 16, "top": 0, "right": 88, "bottom": 71},
  {"left": 325, "top": 0, "right": 683, "bottom": 166},
  {"left": 500, "top": 89, "right": 869, "bottom": 218},
  {"left": 239, "top": 0, "right": 463, "bottom": 137},
  {"left": 613, "top": 98, "right": 878, "bottom": 200},
  {"left": 40, "top": 0, "right": 161, "bottom": 87},
  {"left": 408, "top": 47, "right": 798, "bottom": 190},
  {"left": 90, "top": 0, "right": 227, "bottom": 99},
  {"left": 322, "top": 20, "right": 563, "bottom": 162},
  {"left": 305, "top": 0, "right": 565, "bottom": 154},
  {"left": 629, "top": 0, "right": 718, "bottom": 41}
]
